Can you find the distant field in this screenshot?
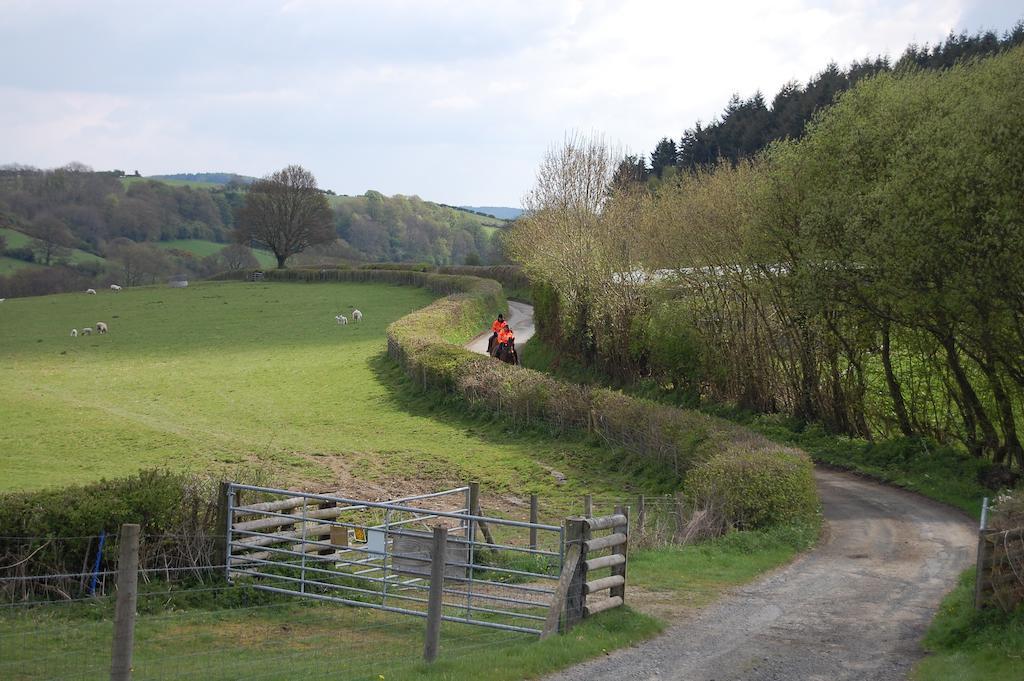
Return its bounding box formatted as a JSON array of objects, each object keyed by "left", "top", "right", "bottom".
[
  {"left": 0, "top": 281, "right": 639, "bottom": 504},
  {"left": 153, "top": 239, "right": 277, "bottom": 268},
  {"left": 0, "top": 227, "right": 106, "bottom": 269},
  {"left": 0, "top": 255, "right": 43, "bottom": 274},
  {"left": 122, "top": 176, "right": 223, "bottom": 189}
]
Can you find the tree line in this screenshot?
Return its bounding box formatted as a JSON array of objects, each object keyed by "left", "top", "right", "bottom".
[
  {"left": 622, "top": 24, "right": 1024, "bottom": 184},
  {"left": 0, "top": 164, "right": 507, "bottom": 296},
  {"left": 508, "top": 46, "right": 1024, "bottom": 472}
]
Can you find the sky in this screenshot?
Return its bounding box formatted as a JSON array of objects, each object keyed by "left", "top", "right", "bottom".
[{"left": 0, "top": 1, "right": 1020, "bottom": 207}]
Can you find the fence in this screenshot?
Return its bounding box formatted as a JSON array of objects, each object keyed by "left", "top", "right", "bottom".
[
  {"left": 225, "top": 482, "right": 564, "bottom": 639},
  {"left": 974, "top": 497, "right": 1024, "bottom": 612},
  {"left": 0, "top": 486, "right": 665, "bottom": 679},
  {"left": 544, "top": 510, "right": 630, "bottom": 637}
]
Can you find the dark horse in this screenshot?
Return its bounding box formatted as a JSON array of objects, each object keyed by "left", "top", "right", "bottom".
[{"left": 492, "top": 341, "right": 519, "bottom": 365}]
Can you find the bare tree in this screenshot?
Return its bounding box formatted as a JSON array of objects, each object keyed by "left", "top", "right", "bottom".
[
  {"left": 234, "top": 165, "right": 334, "bottom": 268},
  {"left": 218, "top": 243, "right": 260, "bottom": 271},
  {"left": 27, "top": 214, "right": 73, "bottom": 266}
]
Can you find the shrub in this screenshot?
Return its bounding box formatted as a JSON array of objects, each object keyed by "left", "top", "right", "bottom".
[
  {"left": 685, "top": 448, "right": 818, "bottom": 530},
  {"left": 5, "top": 246, "right": 35, "bottom": 262},
  {"left": 0, "top": 470, "right": 233, "bottom": 600}
]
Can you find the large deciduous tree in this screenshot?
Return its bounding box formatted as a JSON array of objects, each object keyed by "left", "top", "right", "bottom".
[{"left": 234, "top": 165, "right": 334, "bottom": 268}]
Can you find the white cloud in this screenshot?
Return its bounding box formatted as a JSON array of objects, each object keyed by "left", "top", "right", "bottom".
[{"left": 1, "top": 0, "right": 1015, "bottom": 204}]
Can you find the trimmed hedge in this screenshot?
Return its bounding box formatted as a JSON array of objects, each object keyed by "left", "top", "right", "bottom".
[
  {"left": 685, "top": 448, "right": 819, "bottom": 530},
  {"left": 381, "top": 269, "right": 819, "bottom": 521}
]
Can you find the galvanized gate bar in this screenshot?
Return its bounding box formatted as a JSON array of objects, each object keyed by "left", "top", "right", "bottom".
[{"left": 226, "top": 482, "right": 565, "bottom": 637}]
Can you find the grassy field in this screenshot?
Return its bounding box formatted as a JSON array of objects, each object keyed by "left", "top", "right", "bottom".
[
  {"left": 153, "top": 239, "right": 278, "bottom": 268},
  {"left": 0, "top": 281, "right": 651, "bottom": 505},
  {"left": 0, "top": 278, "right": 832, "bottom": 680},
  {"left": 0, "top": 227, "right": 107, "bottom": 269}
]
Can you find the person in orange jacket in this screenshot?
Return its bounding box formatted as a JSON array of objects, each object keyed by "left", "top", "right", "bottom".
[
  {"left": 487, "top": 314, "right": 507, "bottom": 355},
  {"left": 495, "top": 325, "right": 515, "bottom": 358}
]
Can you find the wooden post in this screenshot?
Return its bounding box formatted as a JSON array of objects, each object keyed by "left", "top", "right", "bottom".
[
  {"left": 565, "top": 518, "right": 590, "bottom": 631},
  {"left": 214, "top": 481, "right": 231, "bottom": 568},
  {"left": 610, "top": 506, "right": 628, "bottom": 603},
  {"left": 584, "top": 494, "right": 593, "bottom": 518},
  {"left": 468, "top": 482, "right": 495, "bottom": 547},
  {"left": 529, "top": 494, "right": 539, "bottom": 550},
  {"left": 637, "top": 495, "right": 646, "bottom": 539},
  {"left": 423, "top": 526, "right": 448, "bottom": 663},
  {"left": 110, "top": 524, "right": 140, "bottom": 681},
  {"left": 542, "top": 532, "right": 582, "bottom": 639},
  {"left": 674, "top": 491, "right": 686, "bottom": 539}
]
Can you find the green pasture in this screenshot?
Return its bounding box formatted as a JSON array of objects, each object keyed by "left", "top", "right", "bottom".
[
  {"left": 0, "top": 227, "right": 106, "bottom": 269},
  {"left": 0, "top": 281, "right": 646, "bottom": 504},
  {"left": 153, "top": 239, "right": 278, "bottom": 268}
]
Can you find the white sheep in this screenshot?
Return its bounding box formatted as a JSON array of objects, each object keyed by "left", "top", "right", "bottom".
[
  {"left": 70, "top": 328, "right": 78, "bottom": 337},
  {"left": 86, "top": 288, "right": 97, "bottom": 295},
  {"left": 335, "top": 314, "right": 348, "bottom": 325},
  {"left": 96, "top": 322, "right": 108, "bottom": 334},
  {"left": 352, "top": 309, "right": 363, "bottom": 322},
  {"left": 110, "top": 284, "right": 122, "bottom": 291},
  {"left": 82, "top": 327, "right": 93, "bottom": 335}
]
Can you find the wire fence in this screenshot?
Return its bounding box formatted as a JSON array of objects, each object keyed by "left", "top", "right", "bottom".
[{"left": 0, "top": 484, "right": 723, "bottom": 680}]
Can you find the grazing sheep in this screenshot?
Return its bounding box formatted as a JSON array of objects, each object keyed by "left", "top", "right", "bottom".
[
  {"left": 86, "top": 288, "right": 97, "bottom": 295},
  {"left": 335, "top": 314, "right": 348, "bottom": 325},
  {"left": 70, "top": 328, "right": 78, "bottom": 337},
  {"left": 82, "top": 327, "right": 93, "bottom": 335},
  {"left": 96, "top": 322, "right": 108, "bottom": 334},
  {"left": 352, "top": 309, "right": 363, "bottom": 322},
  {"left": 110, "top": 284, "right": 122, "bottom": 291}
]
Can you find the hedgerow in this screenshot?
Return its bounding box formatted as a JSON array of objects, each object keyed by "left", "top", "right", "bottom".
[{"left": 382, "top": 270, "right": 819, "bottom": 528}]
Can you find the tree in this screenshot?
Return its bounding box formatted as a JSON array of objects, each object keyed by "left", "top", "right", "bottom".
[
  {"left": 106, "top": 238, "right": 171, "bottom": 287},
  {"left": 650, "top": 138, "right": 678, "bottom": 177},
  {"left": 218, "top": 243, "right": 260, "bottom": 271},
  {"left": 234, "top": 165, "right": 334, "bottom": 268},
  {"left": 27, "top": 214, "right": 73, "bottom": 266}
]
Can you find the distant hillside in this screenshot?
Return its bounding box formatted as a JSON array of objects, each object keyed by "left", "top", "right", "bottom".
[
  {"left": 147, "top": 172, "right": 256, "bottom": 186},
  {"left": 459, "top": 206, "right": 522, "bottom": 220}
]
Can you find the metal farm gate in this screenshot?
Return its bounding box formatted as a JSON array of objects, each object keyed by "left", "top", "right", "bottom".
[{"left": 224, "top": 483, "right": 565, "bottom": 635}]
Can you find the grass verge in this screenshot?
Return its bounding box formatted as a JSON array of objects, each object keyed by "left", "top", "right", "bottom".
[{"left": 913, "top": 569, "right": 1024, "bottom": 680}]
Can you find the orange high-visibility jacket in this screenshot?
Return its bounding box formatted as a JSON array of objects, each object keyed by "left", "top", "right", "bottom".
[
  {"left": 491, "top": 319, "right": 507, "bottom": 333},
  {"left": 497, "top": 328, "right": 514, "bottom": 345}
]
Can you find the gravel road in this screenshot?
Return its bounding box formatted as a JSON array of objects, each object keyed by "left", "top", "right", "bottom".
[
  {"left": 546, "top": 469, "right": 976, "bottom": 681},
  {"left": 466, "top": 302, "right": 975, "bottom": 679}
]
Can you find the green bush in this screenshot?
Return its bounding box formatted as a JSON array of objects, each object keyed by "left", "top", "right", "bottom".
[{"left": 685, "top": 448, "right": 818, "bottom": 529}]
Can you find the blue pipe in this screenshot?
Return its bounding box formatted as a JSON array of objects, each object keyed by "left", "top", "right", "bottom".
[{"left": 88, "top": 530, "right": 106, "bottom": 596}]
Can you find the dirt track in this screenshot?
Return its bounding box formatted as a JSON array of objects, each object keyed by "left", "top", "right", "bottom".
[
  {"left": 546, "top": 469, "right": 976, "bottom": 681},
  {"left": 466, "top": 303, "right": 975, "bottom": 679}
]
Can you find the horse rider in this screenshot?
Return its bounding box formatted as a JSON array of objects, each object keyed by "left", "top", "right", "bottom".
[
  {"left": 487, "top": 313, "right": 507, "bottom": 355},
  {"left": 495, "top": 325, "right": 515, "bottom": 359}
]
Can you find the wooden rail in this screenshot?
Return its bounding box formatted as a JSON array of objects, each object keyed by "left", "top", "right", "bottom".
[{"left": 543, "top": 507, "right": 629, "bottom": 637}]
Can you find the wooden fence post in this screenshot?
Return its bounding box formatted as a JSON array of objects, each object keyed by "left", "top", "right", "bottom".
[
  {"left": 423, "top": 526, "right": 448, "bottom": 663},
  {"left": 214, "top": 481, "right": 231, "bottom": 569},
  {"left": 468, "top": 482, "right": 495, "bottom": 547},
  {"left": 610, "top": 506, "right": 628, "bottom": 603},
  {"left": 110, "top": 524, "right": 140, "bottom": 681},
  {"left": 584, "top": 494, "right": 593, "bottom": 518},
  {"left": 565, "top": 518, "right": 590, "bottom": 631},
  {"left": 529, "top": 494, "right": 539, "bottom": 551},
  {"left": 637, "top": 495, "right": 646, "bottom": 539}
]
